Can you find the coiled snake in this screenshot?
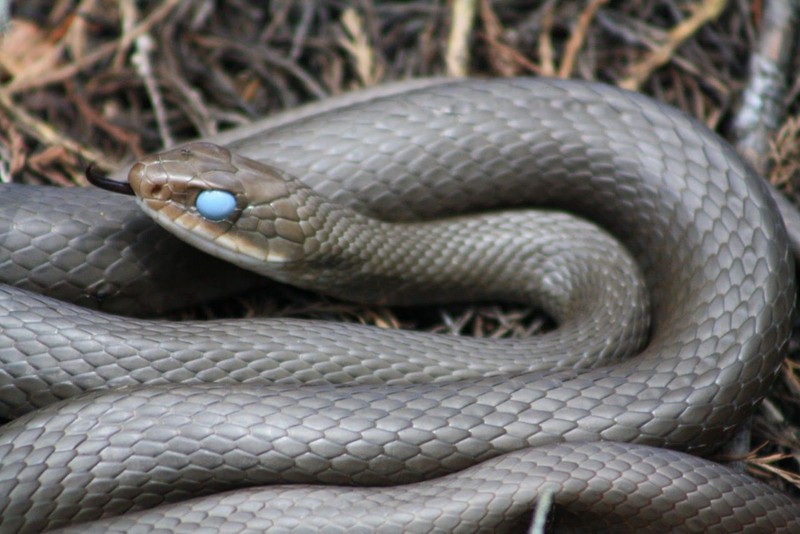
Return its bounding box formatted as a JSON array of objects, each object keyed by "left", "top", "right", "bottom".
[{"left": 1, "top": 78, "right": 799, "bottom": 531}]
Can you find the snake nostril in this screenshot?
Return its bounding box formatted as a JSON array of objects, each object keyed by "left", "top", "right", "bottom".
[{"left": 151, "top": 184, "right": 162, "bottom": 197}]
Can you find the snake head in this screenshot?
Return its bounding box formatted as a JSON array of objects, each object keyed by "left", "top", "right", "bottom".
[{"left": 127, "top": 142, "right": 321, "bottom": 273}]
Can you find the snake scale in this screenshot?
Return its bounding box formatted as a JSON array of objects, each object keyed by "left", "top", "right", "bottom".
[{"left": 1, "top": 77, "right": 800, "bottom": 531}]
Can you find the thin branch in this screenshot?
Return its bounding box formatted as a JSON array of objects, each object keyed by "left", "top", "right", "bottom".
[
  {"left": 339, "top": 7, "right": 383, "bottom": 86},
  {"left": 619, "top": 0, "right": 729, "bottom": 90},
  {"left": 733, "top": 0, "right": 799, "bottom": 175},
  {"left": 537, "top": 0, "right": 557, "bottom": 77},
  {"left": 133, "top": 33, "right": 173, "bottom": 148},
  {"left": 446, "top": 0, "right": 478, "bottom": 77},
  {"left": 558, "top": 0, "right": 608, "bottom": 78}
]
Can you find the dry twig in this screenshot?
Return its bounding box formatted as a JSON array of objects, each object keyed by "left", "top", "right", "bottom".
[
  {"left": 479, "top": 0, "right": 522, "bottom": 76},
  {"left": 5, "top": 0, "right": 182, "bottom": 94},
  {"left": 537, "top": 0, "right": 558, "bottom": 77},
  {"left": 558, "top": 0, "right": 608, "bottom": 78},
  {"left": 446, "top": 0, "right": 478, "bottom": 77},
  {"left": 748, "top": 452, "right": 800, "bottom": 488},
  {"left": 339, "top": 7, "right": 382, "bottom": 87},
  {"left": 734, "top": 0, "right": 799, "bottom": 174},
  {"left": 619, "top": 0, "right": 729, "bottom": 90},
  {"left": 0, "top": 88, "right": 112, "bottom": 171}
]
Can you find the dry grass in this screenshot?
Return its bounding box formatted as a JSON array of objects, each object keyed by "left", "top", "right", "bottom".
[{"left": 2, "top": 0, "right": 799, "bottom": 497}]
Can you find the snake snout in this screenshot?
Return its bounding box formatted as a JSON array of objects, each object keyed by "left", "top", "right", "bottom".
[{"left": 128, "top": 161, "right": 163, "bottom": 200}]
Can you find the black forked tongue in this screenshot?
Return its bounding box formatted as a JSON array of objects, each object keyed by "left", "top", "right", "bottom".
[{"left": 85, "top": 164, "right": 135, "bottom": 195}]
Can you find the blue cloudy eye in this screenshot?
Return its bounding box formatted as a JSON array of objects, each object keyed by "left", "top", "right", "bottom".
[{"left": 195, "top": 190, "right": 237, "bottom": 221}]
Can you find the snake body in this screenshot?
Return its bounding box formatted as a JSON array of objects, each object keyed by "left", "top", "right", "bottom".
[
  {"left": 49, "top": 443, "right": 800, "bottom": 533},
  {"left": 1, "top": 77, "right": 799, "bottom": 531}
]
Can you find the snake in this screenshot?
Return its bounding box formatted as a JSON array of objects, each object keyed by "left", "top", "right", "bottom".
[{"left": 1, "top": 77, "right": 800, "bottom": 531}]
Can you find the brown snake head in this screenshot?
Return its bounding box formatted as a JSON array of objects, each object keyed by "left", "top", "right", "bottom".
[{"left": 127, "top": 142, "right": 325, "bottom": 273}]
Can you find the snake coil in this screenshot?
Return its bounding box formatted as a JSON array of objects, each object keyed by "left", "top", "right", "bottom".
[{"left": 0, "top": 78, "right": 799, "bottom": 531}]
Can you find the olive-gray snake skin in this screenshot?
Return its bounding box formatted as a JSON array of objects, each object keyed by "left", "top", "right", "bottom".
[{"left": 1, "top": 77, "right": 799, "bottom": 532}]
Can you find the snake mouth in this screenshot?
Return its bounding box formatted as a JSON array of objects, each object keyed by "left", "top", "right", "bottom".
[{"left": 85, "top": 164, "right": 135, "bottom": 196}]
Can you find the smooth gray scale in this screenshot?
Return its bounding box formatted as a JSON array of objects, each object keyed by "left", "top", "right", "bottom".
[{"left": 0, "top": 77, "right": 797, "bottom": 531}]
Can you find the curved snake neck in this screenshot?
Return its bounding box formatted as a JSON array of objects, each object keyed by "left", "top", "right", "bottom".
[{"left": 0, "top": 77, "right": 797, "bottom": 531}]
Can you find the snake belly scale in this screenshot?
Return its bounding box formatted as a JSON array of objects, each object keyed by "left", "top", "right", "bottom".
[{"left": 0, "top": 77, "right": 798, "bottom": 531}]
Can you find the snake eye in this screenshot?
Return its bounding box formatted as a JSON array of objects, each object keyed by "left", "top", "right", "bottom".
[{"left": 195, "top": 190, "right": 237, "bottom": 221}]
